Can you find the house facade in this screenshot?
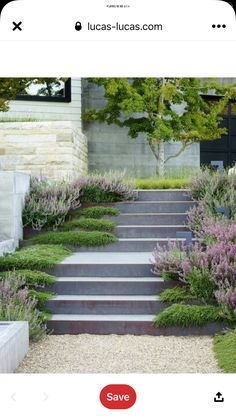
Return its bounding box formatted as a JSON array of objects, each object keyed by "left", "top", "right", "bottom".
[{"left": 0, "top": 77, "right": 235, "bottom": 179}]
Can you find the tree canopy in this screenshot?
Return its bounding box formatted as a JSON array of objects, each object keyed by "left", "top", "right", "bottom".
[{"left": 83, "top": 78, "right": 236, "bottom": 175}]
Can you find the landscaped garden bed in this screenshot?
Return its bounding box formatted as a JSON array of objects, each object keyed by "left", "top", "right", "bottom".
[
  {"left": 151, "top": 168, "right": 236, "bottom": 370},
  {"left": 0, "top": 171, "right": 134, "bottom": 342}
]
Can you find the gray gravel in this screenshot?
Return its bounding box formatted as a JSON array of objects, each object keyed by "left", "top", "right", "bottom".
[{"left": 16, "top": 334, "right": 221, "bottom": 373}]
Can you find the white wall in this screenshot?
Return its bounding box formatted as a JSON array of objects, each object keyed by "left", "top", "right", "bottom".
[
  {"left": 0, "top": 78, "right": 82, "bottom": 128},
  {"left": 0, "top": 171, "right": 30, "bottom": 247}
]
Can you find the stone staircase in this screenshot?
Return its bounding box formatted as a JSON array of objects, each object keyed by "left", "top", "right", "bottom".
[{"left": 46, "top": 189, "right": 223, "bottom": 335}]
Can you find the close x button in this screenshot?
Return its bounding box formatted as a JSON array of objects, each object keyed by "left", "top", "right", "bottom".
[
  {"left": 100, "top": 384, "right": 136, "bottom": 409},
  {"left": 12, "top": 21, "right": 22, "bottom": 31}
]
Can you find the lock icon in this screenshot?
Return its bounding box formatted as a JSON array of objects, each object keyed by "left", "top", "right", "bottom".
[{"left": 75, "top": 22, "right": 82, "bottom": 31}]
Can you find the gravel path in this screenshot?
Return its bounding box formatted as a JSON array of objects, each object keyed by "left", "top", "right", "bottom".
[{"left": 16, "top": 335, "right": 221, "bottom": 373}]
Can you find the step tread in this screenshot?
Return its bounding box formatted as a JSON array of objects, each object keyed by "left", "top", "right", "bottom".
[
  {"left": 50, "top": 314, "right": 155, "bottom": 321},
  {"left": 60, "top": 252, "right": 152, "bottom": 264},
  {"left": 116, "top": 212, "right": 187, "bottom": 215},
  {"left": 50, "top": 295, "right": 160, "bottom": 301},
  {"left": 118, "top": 200, "right": 195, "bottom": 203},
  {"left": 116, "top": 225, "right": 187, "bottom": 228},
  {"left": 118, "top": 238, "right": 197, "bottom": 242},
  {"left": 56, "top": 277, "right": 163, "bottom": 282},
  {"left": 135, "top": 189, "right": 190, "bottom": 191}
]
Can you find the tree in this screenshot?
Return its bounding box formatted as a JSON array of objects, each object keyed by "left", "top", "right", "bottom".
[
  {"left": 83, "top": 78, "right": 236, "bottom": 176},
  {"left": 0, "top": 78, "right": 64, "bottom": 112}
]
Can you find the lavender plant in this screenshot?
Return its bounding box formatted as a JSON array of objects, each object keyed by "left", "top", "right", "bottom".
[
  {"left": 201, "top": 218, "right": 236, "bottom": 244},
  {"left": 72, "top": 171, "right": 136, "bottom": 203},
  {"left": 23, "top": 172, "right": 135, "bottom": 230},
  {"left": 23, "top": 176, "right": 81, "bottom": 230},
  {"left": 0, "top": 272, "right": 47, "bottom": 341},
  {"left": 188, "top": 167, "right": 236, "bottom": 218},
  {"left": 215, "top": 286, "right": 236, "bottom": 322},
  {"left": 151, "top": 241, "right": 191, "bottom": 283}
]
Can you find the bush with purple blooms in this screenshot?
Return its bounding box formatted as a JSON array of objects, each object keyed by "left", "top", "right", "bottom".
[
  {"left": 215, "top": 287, "right": 236, "bottom": 321},
  {"left": 23, "top": 172, "right": 135, "bottom": 230},
  {"left": 187, "top": 168, "right": 236, "bottom": 232},
  {"left": 23, "top": 177, "right": 81, "bottom": 230},
  {"left": 154, "top": 168, "right": 236, "bottom": 323},
  {"left": 73, "top": 171, "right": 136, "bottom": 203},
  {"left": 152, "top": 241, "right": 191, "bottom": 283},
  {"left": 187, "top": 212, "right": 236, "bottom": 244},
  {"left": 0, "top": 271, "right": 47, "bottom": 341}
]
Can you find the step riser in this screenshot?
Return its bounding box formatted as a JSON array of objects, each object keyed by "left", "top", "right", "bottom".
[
  {"left": 45, "top": 300, "right": 167, "bottom": 315},
  {"left": 114, "top": 202, "right": 195, "bottom": 213},
  {"left": 47, "top": 281, "right": 175, "bottom": 295},
  {"left": 47, "top": 321, "right": 227, "bottom": 336},
  {"left": 137, "top": 190, "right": 190, "bottom": 201},
  {"left": 48, "top": 264, "right": 153, "bottom": 277},
  {"left": 108, "top": 214, "right": 187, "bottom": 225},
  {"left": 115, "top": 226, "right": 189, "bottom": 238},
  {"left": 74, "top": 240, "right": 196, "bottom": 252}
]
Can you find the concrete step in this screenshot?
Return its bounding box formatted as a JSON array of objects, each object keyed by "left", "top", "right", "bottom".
[
  {"left": 49, "top": 262, "right": 153, "bottom": 277},
  {"left": 47, "top": 315, "right": 227, "bottom": 336},
  {"left": 136, "top": 189, "right": 190, "bottom": 202},
  {"left": 48, "top": 277, "right": 177, "bottom": 295},
  {"left": 70, "top": 238, "right": 199, "bottom": 252},
  {"left": 47, "top": 252, "right": 154, "bottom": 277},
  {"left": 114, "top": 225, "right": 189, "bottom": 238},
  {"left": 45, "top": 295, "right": 167, "bottom": 315},
  {"left": 108, "top": 213, "right": 187, "bottom": 225},
  {"left": 114, "top": 201, "right": 196, "bottom": 213}
]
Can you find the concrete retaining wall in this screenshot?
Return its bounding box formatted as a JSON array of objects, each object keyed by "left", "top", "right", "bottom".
[
  {"left": 0, "top": 171, "right": 30, "bottom": 249},
  {"left": 0, "top": 121, "right": 88, "bottom": 180}
]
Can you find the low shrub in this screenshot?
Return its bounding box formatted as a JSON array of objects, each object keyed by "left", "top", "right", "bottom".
[
  {"left": 155, "top": 304, "right": 223, "bottom": 328},
  {"left": 0, "top": 269, "right": 56, "bottom": 287},
  {"left": 200, "top": 218, "right": 236, "bottom": 245},
  {"left": 214, "top": 329, "right": 236, "bottom": 373},
  {"left": 186, "top": 202, "right": 212, "bottom": 234},
  {"left": 134, "top": 178, "right": 189, "bottom": 190},
  {"left": 152, "top": 241, "right": 191, "bottom": 283},
  {"left": 61, "top": 218, "right": 116, "bottom": 232},
  {"left": 31, "top": 231, "right": 117, "bottom": 247},
  {"left": 23, "top": 173, "right": 133, "bottom": 231},
  {"left": 187, "top": 211, "right": 236, "bottom": 244},
  {"left": 153, "top": 239, "right": 236, "bottom": 292},
  {"left": 0, "top": 272, "right": 46, "bottom": 341},
  {"left": 159, "top": 287, "right": 194, "bottom": 303},
  {"left": 73, "top": 171, "right": 135, "bottom": 203},
  {"left": 23, "top": 177, "right": 81, "bottom": 231},
  {"left": 188, "top": 167, "right": 236, "bottom": 218},
  {"left": 74, "top": 206, "right": 120, "bottom": 219},
  {"left": 207, "top": 242, "right": 236, "bottom": 289},
  {"left": 186, "top": 267, "right": 217, "bottom": 303},
  {"left": 28, "top": 290, "right": 54, "bottom": 310},
  {"left": 215, "top": 287, "right": 236, "bottom": 322},
  {"left": 0, "top": 245, "right": 71, "bottom": 271}
]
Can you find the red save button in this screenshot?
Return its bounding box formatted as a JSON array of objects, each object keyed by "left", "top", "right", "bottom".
[{"left": 100, "top": 384, "right": 137, "bottom": 409}]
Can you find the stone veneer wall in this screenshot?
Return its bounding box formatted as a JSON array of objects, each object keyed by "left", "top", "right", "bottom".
[
  {"left": 0, "top": 171, "right": 30, "bottom": 251},
  {"left": 0, "top": 121, "right": 88, "bottom": 180}
]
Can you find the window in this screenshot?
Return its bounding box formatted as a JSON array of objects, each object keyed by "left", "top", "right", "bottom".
[{"left": 15, "top": 78, "right": 71, "bottom": 102}]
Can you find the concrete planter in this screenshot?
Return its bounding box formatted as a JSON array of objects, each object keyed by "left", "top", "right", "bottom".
[
  {"left": 0, "top": 236, "right": 15, "bottom": 256},
  {"left": 0, "top": 321, "right": 29, "bottom": 373}
]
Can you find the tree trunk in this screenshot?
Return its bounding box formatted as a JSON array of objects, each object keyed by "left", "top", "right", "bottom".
[
  {"left": 148, "top": 139, "right": 165, "bottom": 177},
  {"left": 157, "top": 140, "right": 165, "bottom": 177}
]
